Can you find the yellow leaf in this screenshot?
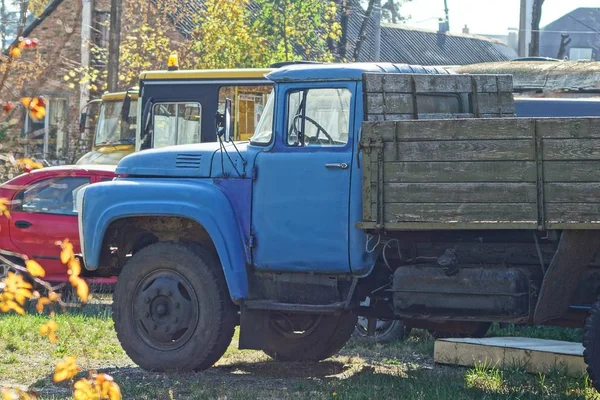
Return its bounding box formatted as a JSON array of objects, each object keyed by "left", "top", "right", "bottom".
[
  {"left": 36, "top": 297, "right": 51, "bottom": 313},
  {"left": 76, "top": 281, "right": 89, "bottom": 303},
  {"left": 40, "top": 324, "right": 49, "bottom": 335},
  {"left": 60, "top": 239, "right": 74, "bottom": 264},
  {"left": 26, "top": 260, "right": 45, "bottom": 278},
  {"left": 68, "top": 257, "right": 81, "bottom": 277}
]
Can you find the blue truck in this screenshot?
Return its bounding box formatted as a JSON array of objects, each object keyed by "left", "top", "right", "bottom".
[{"left": 77, "top": 63, "right": 600, "bottom": 386}]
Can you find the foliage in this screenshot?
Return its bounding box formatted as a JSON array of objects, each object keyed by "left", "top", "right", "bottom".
[
  {"left": 0, "top": 197, "right": 121, "bottom": 399},
  {"left": 186, "top": 0, "right": 267, "bottom": 69},
  {"left": 251, "top": 0, "right": 341, "bottom": 64}
]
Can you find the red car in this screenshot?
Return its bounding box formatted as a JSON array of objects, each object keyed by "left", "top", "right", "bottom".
[{"left": 0, "top": 165, "right": 116, "bottom": 284}]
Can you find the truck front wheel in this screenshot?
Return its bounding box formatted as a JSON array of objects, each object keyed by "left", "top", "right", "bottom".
[
  {"left": 112, "top": 242, "right": 236, "bottom": 372},
  {"left": 264, "top": 311, "right": 357, "bottom": 361}
]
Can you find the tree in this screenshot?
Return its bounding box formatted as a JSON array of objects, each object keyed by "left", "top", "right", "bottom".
[
  {"left": 252, "top": 0, "right": 342, "bottom": 64},
  {"left": 382, "top": 0, "right": 411, "bottom": 24},
  {"left": 107, "top": 0, "right": 122, "bottom": 92},
  {"left": 185, "top": 0, "right": 266, "bottom": 69},
  {"left": 530, "top": 0, "right": 545, "bottom": 57}
]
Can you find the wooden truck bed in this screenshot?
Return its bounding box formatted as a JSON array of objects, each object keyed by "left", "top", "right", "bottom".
[{"left": 359, "top": 73, "right": 600, "bottom": 231}]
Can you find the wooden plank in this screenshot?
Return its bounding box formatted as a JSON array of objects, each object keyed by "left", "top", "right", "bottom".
[
  {"left": 362, "top": 146, "right": 374, "bottom": 222},
  {"left": 373, "top": 161, "right": 537, "bottom": 183},
  {"left": 413, "top": 75, "right": 473, "bottom": 93},
  {"left": 544, "top": 139, "right": 600, "bottom": 160},
  {"left": 544, "top": 161, "right": 600, "bottom": 182},
  {"left": 364, "top": 119, "right": 532, "bottom": 142},
  {"left": 382, "top": 202, "right": 536, "bottom": 223},
  {"left": 539, "top": 118, "right": 600, "bottom": 139},
  {"left": 545, "top": 183, "right": 600, "bottom": 203},
  {"left": 365, "top": 93, "right": 414, "bottom": 114},
  {"left": 366, "top": 113, "right": 480, "bottom": 121},
  {"left": 547, "top": 204, "right": 600, "bottom": 223},
  {"left": 477, "top": 93, "right": 516, "bottom": 114},
  {"left": 434, "top": 337, "right": 586, "bottom": 377},
  {"left": 381, "top": 140, "right": 535, "bottom": 162},
  {"left": 363, "top": 73, "right": 412, "bottom": 93},
  {"left": 379, "top": 183, "right": 537, "bottom": 203}
]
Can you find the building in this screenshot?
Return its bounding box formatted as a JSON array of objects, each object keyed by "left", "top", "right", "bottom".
[
  {"left": 344, "top": 0, "right": 518, "bottom": 65},
  {"left": 540, "top": 8, "right": 600, "bottom": 61}
]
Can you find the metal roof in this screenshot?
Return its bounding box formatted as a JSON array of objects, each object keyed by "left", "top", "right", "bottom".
[{"left": 346, "top": 0, "right": 517, "bottom": 65}]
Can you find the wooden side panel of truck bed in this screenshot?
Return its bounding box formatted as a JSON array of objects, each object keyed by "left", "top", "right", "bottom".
[{"left": 360, "top": 117, "right": 600, "bottom": 230}]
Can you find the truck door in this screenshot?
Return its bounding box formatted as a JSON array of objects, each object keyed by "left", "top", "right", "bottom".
[{"left": 252, "top": 83, "right": 356, "bottom": 273}]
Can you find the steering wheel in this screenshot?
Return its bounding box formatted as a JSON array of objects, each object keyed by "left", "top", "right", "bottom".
[{"left": 291, "top": 115, "right": 334, "bottom": 145}]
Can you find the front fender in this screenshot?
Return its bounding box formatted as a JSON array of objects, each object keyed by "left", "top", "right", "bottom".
[{"left": 80, "top": 179, "right": 248, "bottom": 301}]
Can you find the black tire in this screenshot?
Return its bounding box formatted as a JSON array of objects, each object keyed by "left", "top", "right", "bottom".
[
  {"left": 584, "top": 296, "right": 600, "bottom": 392},
  {"left": 428, "top": 322, "right": 491, "bottom": 339},
  {"left": 354, "top": 319, "right": 411, "bottom": 343},
  {"left": 112, "top": 242, "right": 236, "bottom": 372},
  {"left": 263, "top": 310, "right": 357, "bottom": 361}
]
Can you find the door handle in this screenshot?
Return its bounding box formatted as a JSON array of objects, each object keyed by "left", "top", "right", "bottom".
[
  {"left": 15, "top": 220, "right": 32, "bottom": 229},
  {"left": 325, "top": 163, "right": 349, "bottom": 169}
]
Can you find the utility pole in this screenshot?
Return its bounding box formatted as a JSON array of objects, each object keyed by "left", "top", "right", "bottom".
[
  {"left": 373, "top": 0, "right": 381, "bottom": 61},
  {"left": 444, "top": 0, "right": 450, "bottom": 31},
  {"left": 107, "top": 0, "right": 122, "bottom": 92}
]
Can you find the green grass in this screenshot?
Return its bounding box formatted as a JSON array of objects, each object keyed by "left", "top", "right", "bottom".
[{"left": 0, "top": 301, "right": 598, "bottom": 400}]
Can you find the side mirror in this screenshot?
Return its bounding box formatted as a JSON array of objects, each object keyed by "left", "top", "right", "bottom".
[
  {"left": 224, "top": 98, "right": 233, "bottom": 142},
  {"left": 79, "top": 112, "right": 87, "bottom": 133}
]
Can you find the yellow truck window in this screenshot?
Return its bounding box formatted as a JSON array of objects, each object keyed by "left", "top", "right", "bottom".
[
  {"left": 152, "top": 102, "right": 201, "bottom": 148},
  {"left": 218, "top": 86, "right": 273, "bottom": 141}
]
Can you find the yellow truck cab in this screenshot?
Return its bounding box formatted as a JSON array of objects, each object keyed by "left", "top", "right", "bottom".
[{"left": 76, "top": 90, "right": 139, "bottom": 165}]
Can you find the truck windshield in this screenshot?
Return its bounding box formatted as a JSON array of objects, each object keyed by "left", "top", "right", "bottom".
[
  {"left": 95, "top": 100, "right": 138, "bottom": 146},
  {"left": 250, "top": 90, "right": 274, "bottom": 145}
]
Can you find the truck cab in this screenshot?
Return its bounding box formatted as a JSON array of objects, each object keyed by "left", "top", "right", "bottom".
[{"left": 78, "top": 63, "right": 600, "bottom": 384}]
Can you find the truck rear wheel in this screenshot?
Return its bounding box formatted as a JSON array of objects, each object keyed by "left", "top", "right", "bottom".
[
  {"left": 264, "top": 311, "right": 357, "bottom": 361},
  {"left": 112, "top": 242, "right": 236, "bottom": 372},
  {"left": 583, "top": 296, "right": 600, "bottom": 391}
]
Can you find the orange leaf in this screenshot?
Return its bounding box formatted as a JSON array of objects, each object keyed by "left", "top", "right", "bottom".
[
  {"left": 60, "top": 239, "right": 74, "bottom": 264},
  {"left": 36, "top": 297, "right": 51, "bottom": 313},
  {"left": 48, "top": 291, "right": 59, "bottom": 302},
  {"left": 9, "top": 47, "right": 21, "bottom": 58},
  {"left": 76, "top": 281, "right": 89, "bottom": 303},
  {"left": 68, "top": 257, "right": 81, "bottom": 277},
  {"left": 26, "top": 260, "right": 45, "bottom": 278}
]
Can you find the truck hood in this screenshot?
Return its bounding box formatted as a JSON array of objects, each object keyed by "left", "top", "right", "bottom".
[{"left": 115, "top": 142, "right": 252, "bottom": 178}]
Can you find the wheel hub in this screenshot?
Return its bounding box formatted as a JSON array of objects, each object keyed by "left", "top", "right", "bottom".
[{"left": 132, "top": 272, "right": 198, "bottom": 350}]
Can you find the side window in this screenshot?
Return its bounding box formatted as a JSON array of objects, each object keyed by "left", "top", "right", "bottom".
[
  {"left": 417, "top": 94, "right": 462, "bottom": 114},
  {"left": 286, "top": 88, "right": 351, "bottom": 147},
  {"left": 14, "top": 177, "right": 90, "bottom": 216},
  {"left": 218, "top": 85, "right": 273, "bottom": 141},
  {"left": 152, "top": 103, "right": 201, "bottom": 148}
]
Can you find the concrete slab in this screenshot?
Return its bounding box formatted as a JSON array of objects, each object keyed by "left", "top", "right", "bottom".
[{"left": 434, "top": 337, "right": 586, "bottom": 376}]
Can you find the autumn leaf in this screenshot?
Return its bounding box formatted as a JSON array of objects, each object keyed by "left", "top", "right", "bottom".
[
  {"left": 35, "top": 297, "right": 51, "bottom": 313},
  {"left": 40, "top": 320, "right": 59, "bottom": 343},
  {"left": 53, "top": 356, "right": 79, "bottom": 382},
  {"left": 26, "top": 260, "right": 45, "bottom": 278},
  {"left": 60, "top": 239, "right": 74, "bottom": 264}
]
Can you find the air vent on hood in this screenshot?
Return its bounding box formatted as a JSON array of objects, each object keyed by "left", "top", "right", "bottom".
[{"left": 176, "top": 153, "right": 202, "bottom": 169}]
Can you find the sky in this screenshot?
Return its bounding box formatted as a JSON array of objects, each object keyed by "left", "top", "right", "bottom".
[{"left": 401, "top": 0, "right": 600, "bottom": 35}]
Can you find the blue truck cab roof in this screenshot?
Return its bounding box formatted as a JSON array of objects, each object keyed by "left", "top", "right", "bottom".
[{"left": 266, "top": 62, "right": 454, "bottom": 82}]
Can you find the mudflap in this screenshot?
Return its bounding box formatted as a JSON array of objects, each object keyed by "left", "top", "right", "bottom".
[
  {"left": 238, "top": 305, "right": 268, "bottom": 351},
  {"left": 533, "top": 231, "right": 600, "bottom": 324}
]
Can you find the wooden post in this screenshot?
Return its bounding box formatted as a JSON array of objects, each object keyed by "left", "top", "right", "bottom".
[{"left": 107, "top": 0, "right": 122, "bottom": 92}]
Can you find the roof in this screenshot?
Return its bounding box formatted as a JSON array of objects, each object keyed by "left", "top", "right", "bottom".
[
  {"left": 454, "top": 61, "right": 600, "bottom": 92},
  {"left": 101, "top": 91, "right": 139, "bottom": 102},
  {"left": 31, "top": 165, "right": 118, "bottom": 174},
  {"left": 139, "top": 68, "right": 274, "bottom": 81},
  {"left": 542, "top": 7, "right": 600, "bottom": 31},
  {"left": 267, "top": 63, "right": 453, "bottom": 82},
  {"left": 346, "top": 0, "right": 517, "bottom": 65}
]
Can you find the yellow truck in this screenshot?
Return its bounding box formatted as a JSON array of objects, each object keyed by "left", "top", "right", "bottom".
[{"left": 76, "top": 90, "right": 139, "bottom": 165}]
